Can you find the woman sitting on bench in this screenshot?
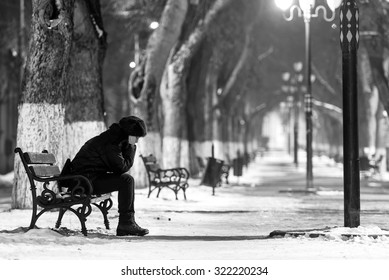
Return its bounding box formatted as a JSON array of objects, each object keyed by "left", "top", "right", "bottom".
[{"left": 68, "top": 116, "right": 149, "bottom": 236}]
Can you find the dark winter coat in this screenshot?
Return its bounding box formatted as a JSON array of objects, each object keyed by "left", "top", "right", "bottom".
[{"left": 69, "top": 123, "right": 137, "bottom": 182}]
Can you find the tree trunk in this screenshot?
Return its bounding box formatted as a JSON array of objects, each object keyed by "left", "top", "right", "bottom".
[
  {"left": 359, "top": 44, "right": 378, "bottom": 155},
  {"left": 212, "top": 95, "right": 223, "bottom": 160},
  {"left": 360, "top": 2, "right": 389, "bottom": 114},
  {"left": 63, "top": 0, "right": 107, "bottom": 162},
  {"left": 202, "top": 56, "right": 218, "bottom": 159},
  {"left": 212, "top": 23, "right": 253, "bottom": 161},
  {"left": 161, "top": 62, "right": 186, "bottom": 168},
  {"left": 186, "top": 41, "right": 212, "bottom": 175},
  {"left": 214, "top": 24, "right": 253, "bottom": 106},
  {"left": 161, "top": 0, "right": 232, "bottom": 168},
  {"left": 12, "top": 0, "right": 74, "bottom": 209},
  {"left": 225, "top": 115, "right": 234, "bottom": 163},
  {"left": 129, "top": 0, "right": 188, "bottom": 186},
  {"left": 0, "top": 51, "right": 19, "bottom": 173}
]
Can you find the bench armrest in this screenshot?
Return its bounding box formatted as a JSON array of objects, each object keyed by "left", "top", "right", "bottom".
[{"left": 33, "top": 174, "right": 94, "bottom": 194}]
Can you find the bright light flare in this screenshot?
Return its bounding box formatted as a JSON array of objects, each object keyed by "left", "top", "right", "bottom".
[
  {"left": 274, "top": 0, "right": 294, "bottom": 11},
  {"left": 149, "top": 21, "right": 159, "bottom": 29},
  {"left": 282, "top": 72, "right": 291, "bottom": 82},
  {"left": 298, "top": 0, "right": 316, "bottom": 13},
  {"left": 293, "top": 61, "right": 303, "bottom": 72},
  {"left": 129, "top": 62, "right": 136, "bottom": 68},
  {"left": 326, "top": 0, "right": 342, "bottom": 11}
]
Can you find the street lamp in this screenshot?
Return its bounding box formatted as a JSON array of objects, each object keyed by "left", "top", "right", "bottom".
[
  {"left": 286, "top": 95, "right": 294, "bottom": 155},
  {"left": 149, "top": 21, "right": 159, "bottom": 30},
  {"left": 281, "top": 62, "right": 304, "bottom": 167},
  {"left": 281, "top": 73, "right": 294, "bottom": 158},
  {"left": 340, "top": 0, "right": 360, "bottom": 227},
  {"left": 275, "top": 0, "right": 342, "bottom": 190}
]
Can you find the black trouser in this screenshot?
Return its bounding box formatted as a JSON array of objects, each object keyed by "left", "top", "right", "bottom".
[{"left": 92, "top": 173, "right": 135, "bottom": 218}]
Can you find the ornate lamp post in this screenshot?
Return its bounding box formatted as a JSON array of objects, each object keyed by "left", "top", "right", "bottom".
[
  {"left": 340, "top": 0, "right": 360, "bottom": 227},
  {"left": 275, "top": 0, "right": 342, "bottom": 190}
]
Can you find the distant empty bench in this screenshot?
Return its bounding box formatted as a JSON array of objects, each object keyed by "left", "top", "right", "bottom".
[
  {"left": 15, "top": 147, "right": 112, "bottom": 236},
  {"left": 141, "top": 154, "right": 190, "bottom": 200}
]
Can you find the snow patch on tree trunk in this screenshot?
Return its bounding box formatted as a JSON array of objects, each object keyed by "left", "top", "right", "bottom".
[
  {"left": 162, "top": 136, "right": 181, "bottom": 169},
  {"left": 213, "top": 140, "right": 225, "bottom": 160},
  {"left": 193, "top": 141, "right": 214, "bottom": 158},
  {"left": 130, "top": 131, "right": 161, "bottom": 189},
  {"left": 63, "top": 121, "right": 106, "bottom": 161},
  {"left": 180, "top": 139, "right": 189, "bottom": 170},
  {"left": 12, "top": 103, "right": 65, "bottom": 209}
]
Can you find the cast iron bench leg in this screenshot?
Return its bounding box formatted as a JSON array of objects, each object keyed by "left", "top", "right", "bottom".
[
  {"left": 147, "top": 188, "right": 152, "bottom": 198},
  {"left": 29, "top": 204, "right": 38, "bottom": 230},
  {"left": 55, "top": 208, "right": 67, "bottom": 229},
  {"left": 75, "top": 204, "right": 91, "bottom": 236},
  {"left": 156, "top": 187, "right": 162, "bottom": 198},
  {"left": 92, "top": 198, "right": 113, "bottom": 230}
]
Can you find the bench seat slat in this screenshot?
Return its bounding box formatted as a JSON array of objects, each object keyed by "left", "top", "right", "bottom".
[
  {"left": 29, "top": 165, "right": 61, "bottom": 177},
  {"left": 91, "top": 193, "right": 112, "bottom": 204},
  {"left": 24, "top": 152, "right": 56, "bottom": 164}
]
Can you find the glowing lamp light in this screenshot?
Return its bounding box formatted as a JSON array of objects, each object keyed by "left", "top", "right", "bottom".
[
  {"left": 298, "top": 0, "right": 316, "bottom": 14},
  {"left": 129, "top": 61, "right": 136, "bottom": 68},
  {"left": 293, "top": 61, "right": 303, "bottom": 72},
  {"left": 149, "top": 21, "right": 159, "bottom": 30},
  {"left": 326, "top": 0, "right": 342, "bottom": 11},
  {"left": 274, "top": 0, "right": 294, "bottom": 11},
  {"left": 282, "top": 72, "right": 291, "bottom": 82}
]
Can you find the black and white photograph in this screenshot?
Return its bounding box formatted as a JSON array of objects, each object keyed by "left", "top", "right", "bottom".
[{"left": 0, "top": 0, "right": 389, "bottom": 278}]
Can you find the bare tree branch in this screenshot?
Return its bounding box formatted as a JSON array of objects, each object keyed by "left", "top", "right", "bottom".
[
  {"left": 214, "top": 24, "right": 254, "bottom": 108},
  {"left": 257, "top": 46, "right": 273, "bottom": 62},
  {"left": 312, "top": 63, "right": 337, "bottom": 95}
]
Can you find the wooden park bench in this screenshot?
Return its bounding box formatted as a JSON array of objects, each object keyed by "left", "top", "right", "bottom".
[
  {"left": 140, "top": 154, "right": 190, "bottom": 200},
  {"left": 15, "top": 147, "right": 112, "bottom": 236}
]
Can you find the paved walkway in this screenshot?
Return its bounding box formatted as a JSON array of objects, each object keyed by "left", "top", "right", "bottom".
[
  {"left": 2, "top": 150, "right": 389, "bottom": 260},
  {"left": 132, "top": 150, "right": 389, "bottom": 238},
  {"left": 2, "top": 150, "right": 389, "bottom": 234}
]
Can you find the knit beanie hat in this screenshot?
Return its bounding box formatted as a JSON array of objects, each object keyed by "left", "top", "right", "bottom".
[{"left": 118, "top": 116, "right": 147, "bottom": 137}]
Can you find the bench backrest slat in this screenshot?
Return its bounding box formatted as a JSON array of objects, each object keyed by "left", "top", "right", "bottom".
[
  {"left": 24, "top": 152, "right": 56, "bottom": 164},
  {"left": 147, "top": 163, "right": 160, "bottom": 172},
  {"left": 29, "top": 165, "right": 61, "bottom": 177},
  {"left": 141, "top": 155, "right": 160, "bottom": 171},
  {"left": 143, "top": 155, "right": 156, "bottom": 162}
]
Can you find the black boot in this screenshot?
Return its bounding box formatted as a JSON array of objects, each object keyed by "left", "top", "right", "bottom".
[{"left": 116, "top": 213, "right": 149, "bottom": 236}]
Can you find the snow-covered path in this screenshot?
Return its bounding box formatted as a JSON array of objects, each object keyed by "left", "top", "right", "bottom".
[{"left": 1, "top": 150, "right": 389, "bottom": 260}]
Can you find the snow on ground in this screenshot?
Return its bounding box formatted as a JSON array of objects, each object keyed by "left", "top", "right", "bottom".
[
  {"left": 1, "top": 150, "right": 389, "bottom": 260},
  {"left": 0, "top": 172, "right": 12, "bottom": 189}
]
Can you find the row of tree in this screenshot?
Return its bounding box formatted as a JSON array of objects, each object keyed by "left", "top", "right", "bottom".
[
  {"left": 10, "top": 0, "right": 267, "bottom": 208},
  {"left": 3, "top": 0, "right": 389, "bottom": 208}
]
